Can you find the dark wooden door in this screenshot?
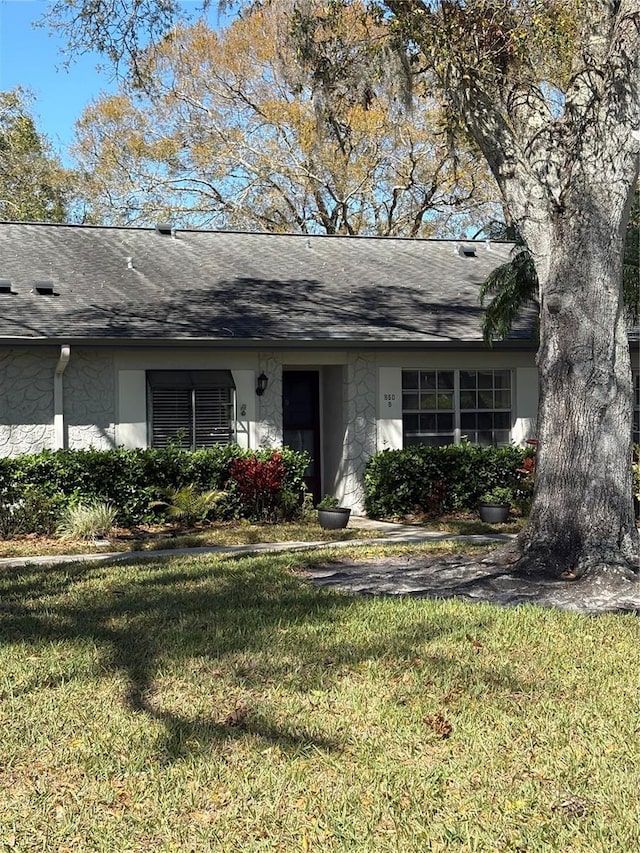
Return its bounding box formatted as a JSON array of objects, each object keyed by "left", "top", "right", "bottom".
[{"left": 283, "top": 371, "right": 321, "bottom": 504}]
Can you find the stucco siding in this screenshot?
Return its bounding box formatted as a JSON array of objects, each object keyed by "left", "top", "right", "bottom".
[
  {"left": 255, "top": 353, "right": 283, "bottom": 448},
  {"left": 376, "top": 352, "right": 538, "bottom": 451},
  {"left": 0, "top": 345, "right": 539, "bottom": 513},
  {"left": 0, "top": 349, "right": 55, "bottom": 455},
  {"left": 65, "top": 349, "right": 117, "bottom": 449},
  {"left": 114, "top": 350, "right": 273, "bottom": 450},
  {"left": 513, "top": 367, "right": 539, "bottom": 443},
  {"left": 377, "top": 366, "right": 403, "bottom": 451},
  {"left": 341, "top": 353, "right": 377, "bottom": 512},
  {"left": 116, "top": 370, "right": 148, "bottom": 448}
]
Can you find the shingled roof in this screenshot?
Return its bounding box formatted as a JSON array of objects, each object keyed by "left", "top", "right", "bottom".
[{"left": 0, "top": 221, "right": 535, "bottom": 347}]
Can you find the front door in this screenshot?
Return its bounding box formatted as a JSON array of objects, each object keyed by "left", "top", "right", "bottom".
[{"left": 283, "top": 370, "right": 321, "bottom": 504}]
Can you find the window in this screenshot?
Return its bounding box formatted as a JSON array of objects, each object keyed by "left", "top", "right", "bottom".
[
  {"left": 402, "top": 369, "right": 512, "bottom": 447},
  {"left": 147, "top": 370, "right": 235, "bottom": 449},
  {"left": 402, "top": 370, "right": 455, "bottom": 447},
  {"left": 634, "top": 371, "right": 640, "bottom": 445},
  {"left": 459, "top": 370, "right": 512, "bottom": 446}
]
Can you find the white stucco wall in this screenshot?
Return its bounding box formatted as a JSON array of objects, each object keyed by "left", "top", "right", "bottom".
[
  {"left": 116, "top": 370, "right": 147, "bottom": 448},
  {"left": 0, "top": 345, "right": 539, "bottom": 514},
  {"left": 513, "top": 367, "right": 539, "bottom": 443},
  {"left": 377, "top": 366, "right": 403, "bottom": 451},
  {"left": 231, "top": 370, "right": 256, "bottom": 450},
  {"left": 0, "top": 348, "right": 289, "bottom": 457},
  {"left": 113, "top": 350, "right": 274, "bottom": 450},
  {"left": 116, "top": 365, "right": 258, "bottom": 450},
  {"left": 0, "top": 347, "right": 120, "bottom": 455},
  {"left": 254, "top": 353, "right": 283, "bottom": 448}
]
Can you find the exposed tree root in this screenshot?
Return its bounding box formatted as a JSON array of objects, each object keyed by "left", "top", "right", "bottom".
[
  {"left": 310, "top": 548, "right": 640, "bottom": 614},
  {"left": 507, "top": 536, "right": 639, "bottom": 584}
]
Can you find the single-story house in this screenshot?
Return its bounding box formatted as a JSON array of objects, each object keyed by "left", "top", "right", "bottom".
[{"left": 0, "top": 221, "right": 636, "bottom": 512}]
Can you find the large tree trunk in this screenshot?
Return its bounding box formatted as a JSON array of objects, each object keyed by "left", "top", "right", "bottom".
[
  {"left": 516, "top": 206, "right": 640, "bottom": 580},
  {"left": 400, "top": 0, "right": 640, "bottom": 582}
]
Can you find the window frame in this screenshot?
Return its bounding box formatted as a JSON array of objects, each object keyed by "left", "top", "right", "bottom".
[
  {"left": 147, "top": 370, "right": 236, "bottom": 449},
  {"left": 402, "top": 368, "right": 514, "bottom": 448},
  {"left": 458, "top": 369, "right": 512, "bottom": 447},
  {"left": 402, "top": 369, "right": 456, "bottom": 447}
]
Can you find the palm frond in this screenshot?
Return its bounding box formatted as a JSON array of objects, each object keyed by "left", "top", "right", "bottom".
[
  {"left": 480, "top": 247, "right": 538, "bottom": 345},
  {"left": 480, "top": 190, "right": 639, "bottom": 342}
]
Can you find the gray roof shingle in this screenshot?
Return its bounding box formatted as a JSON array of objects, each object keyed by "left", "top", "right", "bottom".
[{"left": 0, "top": 222, "right": 535, "bottom": 346}]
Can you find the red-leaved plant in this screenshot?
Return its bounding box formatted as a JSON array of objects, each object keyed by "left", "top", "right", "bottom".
[{"left": 228, "top": 451, "right": 286, "bottom": 521}]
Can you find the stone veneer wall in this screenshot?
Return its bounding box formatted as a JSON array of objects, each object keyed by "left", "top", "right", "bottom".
[
  {"left": 255, "top": 353, "right": 283, "bottom": 448},
  {"left": 341, "top": 353, "right": 377, "bottom": 513},
  {"left": 0, "top": 350, "right": 56, "bottom": 455},
  {"left": 65, "top": 349, "right": 117, "bottom": 449}
]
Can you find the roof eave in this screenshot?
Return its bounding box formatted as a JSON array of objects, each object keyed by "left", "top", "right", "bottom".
[{"left": 0, "top": 335, "right": 539, "bottom": 351}]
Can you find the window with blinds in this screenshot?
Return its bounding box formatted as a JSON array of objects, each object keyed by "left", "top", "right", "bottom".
[{"left": 147, "top": 371, "right": 235, "bottom": 449}]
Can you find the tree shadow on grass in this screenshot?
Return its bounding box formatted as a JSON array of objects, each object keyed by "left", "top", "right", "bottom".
[{"left": 0, "top": 549, "right": 534, "bottom": 762}]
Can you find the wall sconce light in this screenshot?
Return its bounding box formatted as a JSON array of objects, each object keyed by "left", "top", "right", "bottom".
[{"left": 256, "top": 372, "right": 268, "bottom": 397}]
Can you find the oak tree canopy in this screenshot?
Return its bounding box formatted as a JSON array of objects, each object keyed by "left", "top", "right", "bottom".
[{"left": 72, "top": 5, "right": 498, "bottom": 235}]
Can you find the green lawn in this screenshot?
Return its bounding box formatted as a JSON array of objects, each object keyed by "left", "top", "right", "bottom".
[{"left": 0, "top": 543, "right": 638, "bottom": 852}]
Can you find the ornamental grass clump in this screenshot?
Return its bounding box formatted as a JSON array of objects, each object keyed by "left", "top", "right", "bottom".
[{"left": 57, "top": 500, "right": 117, "bottom": 541}]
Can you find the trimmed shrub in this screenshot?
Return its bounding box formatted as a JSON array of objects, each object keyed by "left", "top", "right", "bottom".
[
  {"left": 0, "top": 495, "right": 26, "bottom": 540},
  {"left": 364, "top": 443, "right": 533, "bottom": 519},
  {"left": 0, "top": 444, "right": 310, "bottom": 531},
  {"left": 229, "top": 452, "right": 284, "bottom": 521},
  {"left": 0, "top": 484, "right": 65, "bottom": 539}
]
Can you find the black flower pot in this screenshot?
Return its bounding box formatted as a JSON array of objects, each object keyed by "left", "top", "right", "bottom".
[
  {"left": 478, "top": 503, "right": 510, "bottom": 524},
  {"left": 317, "top": 507, "right": 351, "bottom": 530}
]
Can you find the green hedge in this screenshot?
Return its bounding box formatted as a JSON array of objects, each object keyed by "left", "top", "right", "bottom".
[
  {"left": 0, "top": 445, "right": 310, "bottom": 529},
  {"left": 364, "top": 443, "right": 532, "bottom": 519}
]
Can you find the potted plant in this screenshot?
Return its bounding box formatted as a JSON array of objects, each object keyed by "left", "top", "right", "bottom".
[
  {"left": 317, "top": 495, "right": 351, "bottom": 530},
  {"left": 478, "top": 486, "right": 513, "bottom": 524}
]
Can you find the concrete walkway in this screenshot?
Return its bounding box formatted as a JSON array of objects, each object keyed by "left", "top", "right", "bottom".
[
  {"left": 0, "top": 518, "right": 637, "bottom": 614},
  {"left": 0, "top": 516, "right": 510, "bottom": 570}
]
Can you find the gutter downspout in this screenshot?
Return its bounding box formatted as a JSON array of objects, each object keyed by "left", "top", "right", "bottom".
[{"left": 54, "top": 344, "right": 71, "bottom": 449}]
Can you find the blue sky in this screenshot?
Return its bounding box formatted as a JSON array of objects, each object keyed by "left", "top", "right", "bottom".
[
  {"left": 0, "top": 0, "right": 118, "bottom": 161},
  {"left": 0, "top": 1, "right": 229, "bottom": 163}
]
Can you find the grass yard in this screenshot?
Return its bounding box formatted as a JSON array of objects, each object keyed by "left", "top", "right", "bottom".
[{"left": 0, "top": 542, "right": 638, "bottom": 852}]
